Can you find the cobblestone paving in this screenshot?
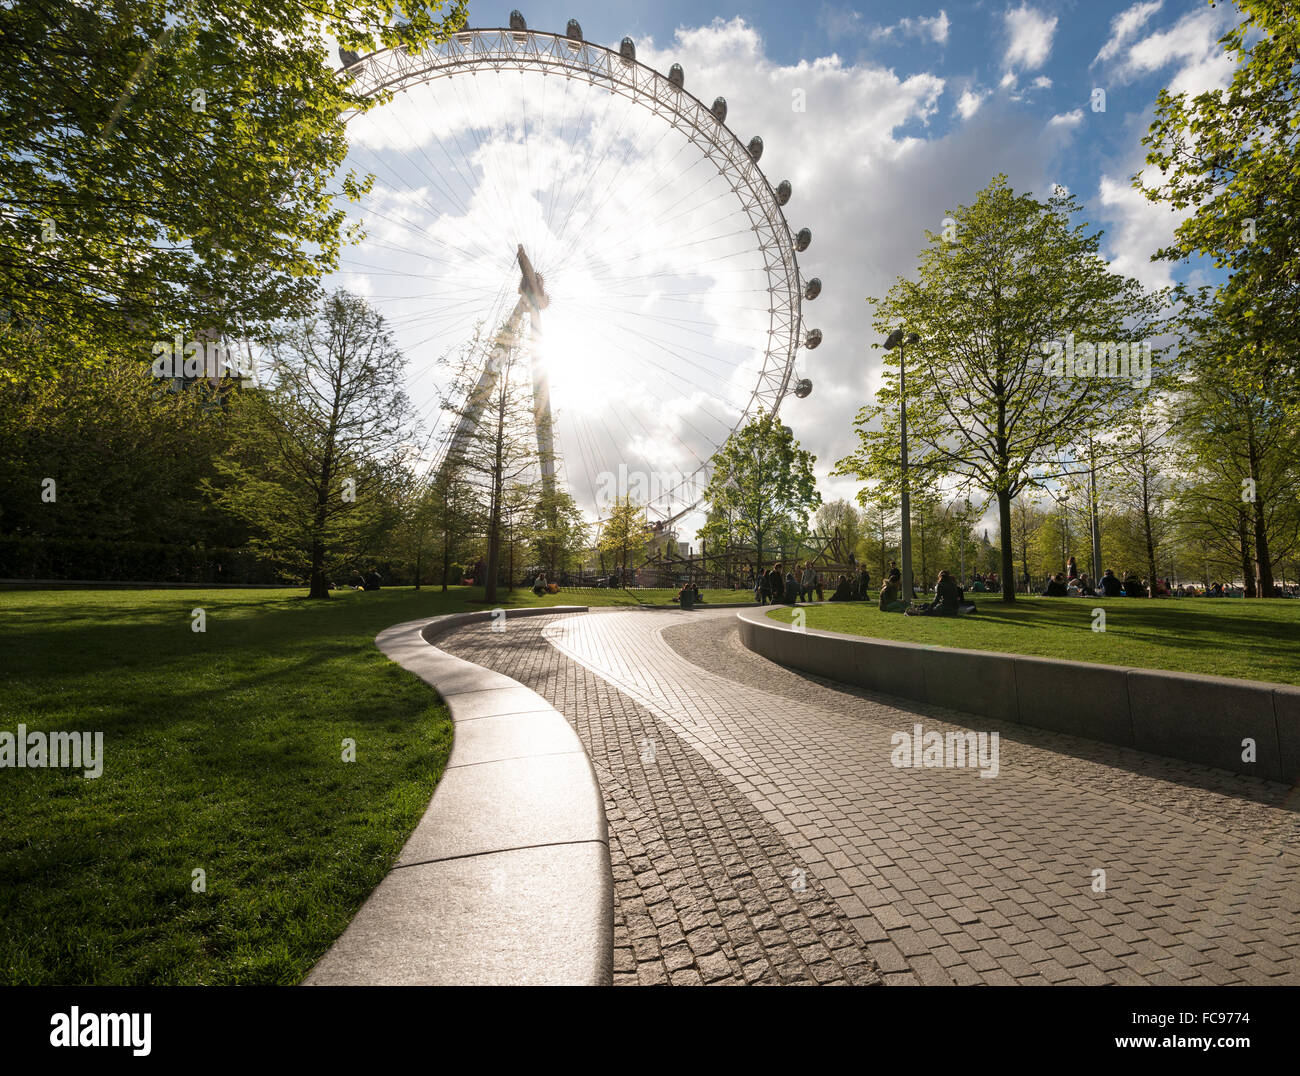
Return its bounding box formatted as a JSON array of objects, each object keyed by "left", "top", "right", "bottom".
[
  {"left": 443, "top": 607, "right": 1300, "bottom": 985},
  {"left": 441, "top": 614, "right": 880, "bottom": 986}
]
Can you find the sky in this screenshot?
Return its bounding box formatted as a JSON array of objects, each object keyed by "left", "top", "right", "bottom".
[{"left": 326, "top": 0, "right": 1242, "bottom": 542}]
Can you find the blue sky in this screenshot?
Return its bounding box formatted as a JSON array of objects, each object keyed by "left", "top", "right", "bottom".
[{"left": 334, "top": 1, "right": 1242, "bottom": 531}]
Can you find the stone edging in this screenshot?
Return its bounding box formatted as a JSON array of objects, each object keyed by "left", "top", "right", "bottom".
[
  {"left": 304, "top": 606, "right": 613, "bottom": 986},
  {"left": 736, "top": 607, "right": 1300, "bottom": 783}
]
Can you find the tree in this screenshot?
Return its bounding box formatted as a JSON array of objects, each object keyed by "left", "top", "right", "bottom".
[
  {"left": 0, "top": 357, "right": 236, "bottom": 546},
  {"left": 858, "top": 486, "right": 900, "bottom": 581},
  {"left": 208, "top": 290, "right": 414, "bottom": 598},
  {"left": 597, "top": 495, "right": 652, "bottom": 581},
  {"left": 1008, "top": 494, "right": 1045, "bottom": 591},
  {"left": 0, "top": 0, "right": 468, "bottom": 385},
  {"left": 1105, "top": 399, "right": 1176, "bottom": 593},
  {"left": 837, "top": 176, "right": 1160, "bottom": 602},
  {"left": 428, "top": 462, "right": 481, "bottom": 590},
  {"left": 531, "top": 487, "right": 588, "bottom": 580},
  {"left": 438, "top": 324, "right": 543, "bottom": 603},
  {"left": 814, "top": 499, "right": 865, "bottom": 564},
  {"left": 1173, "top": 317, "right": 1300, "bottom": 595},
  {"left": 700, "top": 412, "right": 821, "bottom": 577},
  {"left": 1139, "top": 0, "right": 1300, "bottom": 421}
]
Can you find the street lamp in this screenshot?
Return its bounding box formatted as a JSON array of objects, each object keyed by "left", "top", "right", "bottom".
[{"left": 885, "top": 329, "right": 920, "bottom": 600}]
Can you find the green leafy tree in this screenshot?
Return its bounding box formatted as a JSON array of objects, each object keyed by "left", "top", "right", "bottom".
[
  {"left": 857, "top": 486, "right": 900, "bottom": 581},
  {"left": 1172, "top": 319, "right": 1300, "bottom": 595},
  {"left": 837, "top": 176, "right": 1160, "bottom": 602},
  {"left": 0, "top": 357, "right": 237, "bottom": 545},
  {"left": 813, "top": 498, "right": 864, "bottom": 565},
  {"left": 597, "top": 496, "right": 652, "bottom": 581},
  {"left": 700, "top": 412, "right": 821, "bottom": 577},
  {"left": 208, "top": 290, "right": 414, "bottom": 598},
  {"left": 531, "top": 487, "right": 588, "bottom": 580},
  {"left": 427, "top": 462, "right": 482, "bottom": 590},
  {"left": 0, "top": 0, "right": 468, "bottom": 383},
  {"left": 1104, "top": 399, "right": 1177, "bottom": 593},
  {"left": 1139, "top": 0, "right": 1300, "bottom": 419},
  {"left": 438, "top": 325, "right": 543, "bottom": 603}
]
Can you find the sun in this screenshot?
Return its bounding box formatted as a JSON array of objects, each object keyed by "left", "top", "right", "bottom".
[{"left": 534, "top": 294, "right": 625, "bottom": 417}]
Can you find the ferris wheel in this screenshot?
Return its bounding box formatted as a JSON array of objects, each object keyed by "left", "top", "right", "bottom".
[{"left": 334, "top": 11, "right": 821, "bottom": 525}]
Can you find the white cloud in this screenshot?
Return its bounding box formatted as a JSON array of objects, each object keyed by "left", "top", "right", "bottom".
[
  {"left": 956, "top": 89, "right": 987, "bottom": 120},
  {"left": 872, "top": 10, "right": 952, "bottom": 46},
  {"left": 1093, "top": 3, "right": 1237, "bottom": 289},
  {"left": 1094, "top": 1, "right": 1164, "bottom": 66},
  {"left": 1047, "top": 109, "right": 1084, "bottom": 128},
  {"left": 1098, "top": 176, "right": 1189, "bottom": 288},
  {"left": 819, "top": 6, "right": 950, "bottom": 47},
  {"left": 1113, "top": 6, "right": 1236, "bottom": 98},
  {"left": 1003, "top": 4, "right": 1058, "bottom": 71},
  {"left": 999, "top": 70, "right": 1018, "bottom": 90}
]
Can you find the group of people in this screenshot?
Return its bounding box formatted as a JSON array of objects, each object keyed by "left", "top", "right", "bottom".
[
  {"left": 348, "top": 568, "right": 383, "bottom": 591},
  {"left": 752, "top": 562, "right": 825, "bottom": 604},
  {"left": 965, "top": 571, "right": 1000, "bottom": 593},
  {"left": 1040, "top": 556, "right": 1170, "bottom": 598},
  {"left": 878, "top": 566, "right": 977, "bottom": 617},
  {"left": 751, "top": 558, "right": 977, "bottom": 618}
]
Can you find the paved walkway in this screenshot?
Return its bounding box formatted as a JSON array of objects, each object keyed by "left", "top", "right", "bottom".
[{"left": 440, "top": 607, "right": 1300, "bottom": 985}]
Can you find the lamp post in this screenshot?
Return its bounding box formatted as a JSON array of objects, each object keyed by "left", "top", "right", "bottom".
[{"left": 885, "top": 329, "right": 921, "bottom": 600}]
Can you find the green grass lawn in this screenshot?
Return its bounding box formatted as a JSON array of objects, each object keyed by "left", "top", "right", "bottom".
[
  {"left": 0, "top": 582, "right": 750, "bottom": 985},
  {"left": 767, "top": 597, "right": 1300, "bottom": 686}
]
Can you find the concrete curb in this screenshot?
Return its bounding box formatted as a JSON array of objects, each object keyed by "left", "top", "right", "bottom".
[
  {"left": 737, "top": 607, "right": 1300, "bottom": 782},
  {"left": 304, "top": 605, "right": 613, "bottom": 986}
]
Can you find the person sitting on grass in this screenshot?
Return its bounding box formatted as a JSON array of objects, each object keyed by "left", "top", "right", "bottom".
[
  {"left": 1099, "top": 569, "right": 1122, "bottom": 597},
  {"left": 908, "top": 569, "right": 966, "bottom": 616},
  {"left": 879, "top": 568, "right": 907, "bottom": 612},
  {"left": 533, "top": 572, "right": 547, "bottom": 596},
  {"left": 1042, "top": 572, "right": 1068, "bottom": 596},
  {"left": 828, "top": 574, "right": 854, "bottom": 601},
  {"left": 1123, "top": 571, "right": 1146, "bottom": 597}
]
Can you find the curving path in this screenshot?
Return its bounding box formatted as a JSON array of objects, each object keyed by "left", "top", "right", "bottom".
[{"left": 439, "top": 606, "right": 1300, "bottom": 986}]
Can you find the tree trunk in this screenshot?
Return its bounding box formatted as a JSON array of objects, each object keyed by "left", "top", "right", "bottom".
[
  {"left": 1141, "top": 475, "right": 1157, "bottom": 598},
  {"left": 308, "top": 536, "right": 330, "bottom": 600},
  {"left": 1238, "top": 508, "right": 1255, "bottom": 597},
  {"left": 441, "top": 529, "right": 450, "bottom": 593},
  {"left": 1244, "top": 434, "right": 1274, "bottom": 597},
  {"left": 997, "top": 489, "right": 1015, "bottom": 602}
]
